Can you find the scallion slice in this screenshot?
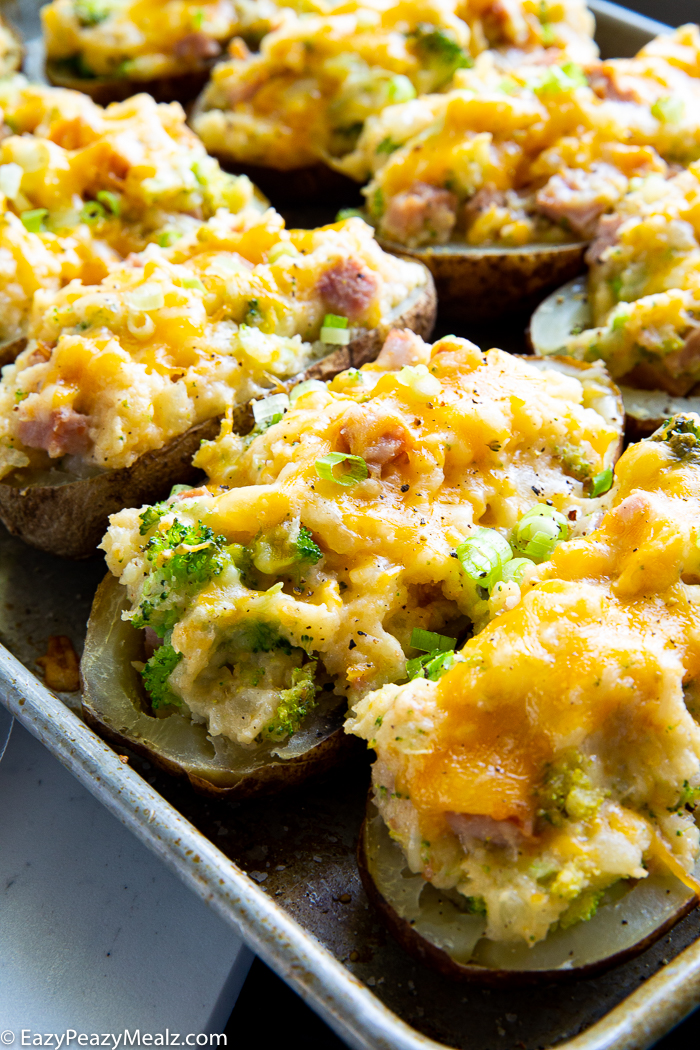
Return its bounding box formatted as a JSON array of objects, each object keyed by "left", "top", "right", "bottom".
[
  {"left": 289, "top": 379, "right": 327, "bottom": 404},
  {"left": 315, "top": 452, "right": 368, "bottom": 486},
  {"left": 457, "top": 527, "right": 513, "bottom": 588},
  {"left": 80, "top": 200, "right": 106, "bottom": 225},
  {"left": 591, "top": 467, "right": 613, "bottom": 497},
  {"left": 20, "top": 208, "right": 48, "bottom": 233},
  {"left": 513, "top": 505, "right": 568, "bottom": 562},
  {"left": 252, "top": 392, "right": 290, "bottom": 428},
  {"left": 321, "top": 314, "right": 350, "bottom": 345},
  {"left": 410, "top": 628, "right": 456, "bottom": 653},
  {"left": 499, "top": 557, "right": 533, "bottom": 585},
  {"left": 96, "top": 189, "right": 121, "bottom": 216}
]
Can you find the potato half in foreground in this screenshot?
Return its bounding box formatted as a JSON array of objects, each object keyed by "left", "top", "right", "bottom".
[
  {"left": 82, "top": 330, "right": 623, "bottom": 797},
  {"left": 0, "top": 217, "right": 434, "bottom": 558},
  {"left": 348, "top": 415, "right": 700, "bottom": 980},
  {"left": 530, "top": 277, "right": 700, "bottom": 439}
]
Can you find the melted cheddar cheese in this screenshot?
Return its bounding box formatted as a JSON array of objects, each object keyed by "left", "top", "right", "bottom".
[
  {"left": 101, "top": 332, "right": 621, "bottom": 749},
  {"left": 347, "top": 415, "right": 700, "bottom": 944},
  {"left": 0, "top": 217, "right": 427, "bottom": 476}
]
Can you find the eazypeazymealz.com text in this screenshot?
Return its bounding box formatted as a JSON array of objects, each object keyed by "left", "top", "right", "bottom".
[{"left": 1, "top": 1032, "right": 226, "bottom": 1047}]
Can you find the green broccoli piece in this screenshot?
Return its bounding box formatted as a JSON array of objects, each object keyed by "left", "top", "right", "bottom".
[
  {"left": 559, "top": 888, "right": 604, "bottom": 929},
  {"left": 667, "top": 779, "right": 700, "bottom": 812},
  {"left": 264, "top": 661, "right": 318, "bottom": 739},
  {"left": 139, "top": 503, "right": 167, "bottom": 535},
  {"left": 245, "top": 621, "right": 293, "bottom": 655},
  {"left": 651, "top": 414, "right": 700, "bottom": 458},
  {"left": 464, "top": 895, "right": 487, "bottom": 917},
  {"left": 295, "top": 525, "right": 322, "bottom": 564},
  {"left": 142, "top": 644, "right": 183, "bottom": 710},
  {"left": 74, "top": 0, "right": 112, "bottom": 25},
  {"left": 409, "top": 24, "right": 472, "bottom": 83}
]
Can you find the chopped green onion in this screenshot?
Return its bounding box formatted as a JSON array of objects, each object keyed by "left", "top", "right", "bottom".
[
  {"left": 499, "top": 558, "right": 533, "bottom": 585},
  {"left": 20, "top": 208, "right": 48, "bottom": 233},
  {"left": 407, "top": 649, "right": 461, "bottom": 682},
  {"left": 181, "top": 274, "right": 205, "bottom": 291},
  {"left": 127, "top": 283, "right": 165, "bottom": 312},
  {"left": 96, "top": 189, "right": 120, "bottom": 215},
  {"left": 80, "top": 200, "right": 106, "bottom": 224},
  {"left": 410, "top": 628, "right": 456, "bottom": 653},
  {"left": 396, "top": 363, "right": 441, "bottom": 398},
  {"left": 156, "top": 230, "right": 182, "bottom": 248},
  {"left": 267, "top": 241, "right": 300, "bottom": 264},
  {"left": 315, "top": 452, "right": 368, "bottom": 487},
  {"left": 513, "top": 505, "right": 568, "bottom": 562},
  {"left": 289, "top": 379, "right": 327, "bottom": 404},
  {"left": 169, "top": 483, "right": 194, "bottom": 498},
  {"left": 590, "top": 467, "right": 613, "bottom": 497},
  {"left": 457, "top": 527, "right": 513, "bottom": 588},
  {"left": 323, "top": 314, "right": 348, "bottom": 329},
  {"left": 252, "top": 392, "right": 289, "bottom": 428},
  {"left": 336, "top": 208, "right": 364, "bottom": 221}
]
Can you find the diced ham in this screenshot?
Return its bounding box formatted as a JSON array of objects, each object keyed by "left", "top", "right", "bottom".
[
  {"left": 376, "top": 328, "right": 429, "bottom": 369},
  {"left": 173, "top": 32, "right": 221, "bottom": 63},
  {"left": 167, "top": 485, "right": 210, "bottom": 504},
  {"left": 662, "top": 326, "right": 700, "bottom": 383},
  {"left": 584, "top": 213, "right": 623, "bottom": 266},
  {"left": 26, "top": 341, "right": 53, "bottom": 367},
  {"left": 339, "top": 410, "right": 408, "bottom": 473},
  {"left": 463, "top": 184, "right": 506, "bottom": 230},
  {"left": 17, "top": 406, "right": 91, "bottom": 458},
  {"left": 446, "top": 812, "right": 529, "bottom": 849},
  {"left": 360, "top": 427, "right": 407, "bottom": 468},
  {"left": 381, "top": 181, "right": 457, "bottom": 247},
  {"left": 588, "top": 67, "right": 639, "bottom": 103},
  {"left": 535, "top": 164, "right": 627, "bottom": 240},
  {"left": 316, "top": 258, "right": 378, "bottom": 321}
]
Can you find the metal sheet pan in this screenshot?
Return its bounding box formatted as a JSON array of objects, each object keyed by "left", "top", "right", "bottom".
[{"left": 2, "top": 3, "right": 700, "bottom": 1048}]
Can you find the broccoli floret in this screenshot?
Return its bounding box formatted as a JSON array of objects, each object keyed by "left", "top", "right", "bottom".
[
  {"left": 139, "top": 503, "right": 167, "bottom": 535},
  {"left": 464, "top": 895, "right": 487, "bottom": 917},
  {"left": 264, "top": 661, "right": 318, "bottom": 740},
  {"left": 245, "top": 621, "right": 293, "bottom": 654},
  {"left": 409, "top": 24, "right": 472, "bottom": 83},
  {"left": 142, "top": 644, "right": 183, "bottom": 710},
  {"left": 667, "top": 779, "right": 700, "bottom": 812},
  {"left": 651, "top": 414, "right": 700, "bottom": 458},
  {"left": 296, "top": 525, "right": 322, "bottom": 564},
  {"left": 559, "top": 888, "right": 604, "bottom": 930}
]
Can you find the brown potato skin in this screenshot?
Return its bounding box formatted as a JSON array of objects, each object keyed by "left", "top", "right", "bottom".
[
  {"left": 380, "top": 240, "right": 586, "bottom": 323},
  {"left": 357, "top": 814, "right": 697, "bottom": 986},
  {"left": 0, "top": 337, "right": 27, "bottom": 369},
  {"left": 81, "top": 573, "right": 355, "bottom": 800},
  {"left": 46, "top": 61, "right": 214, "bottom": 106},
  {"left": 212, "top": 161, "right": 363, "bottom": 209},
  {"left": 0, "top": 281, "right": 436, "bottom": 559}
]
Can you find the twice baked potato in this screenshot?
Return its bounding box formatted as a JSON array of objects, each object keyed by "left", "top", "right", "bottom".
[
  {"left": 351, "top": 25, "right": 700, "bottom": 318},
  {"left": 81, "top": 328, "right": 623, "bottom": 796},
  {"left": 0, "top": 217, "right": 435, "bottom": 557},
  {"left": 347, "top": 415, "right": 700, "bottom": 979},
  {"left": 42, "top": 0, "right": 281, "bottom": 105},
  {"left": 530, "top": 276, "right": 700, "bottom": 438},
  {"left": 0, "top": 76, "right": 269, "bottom": 353}
]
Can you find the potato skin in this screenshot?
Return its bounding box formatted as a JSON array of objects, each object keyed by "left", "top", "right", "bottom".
[
  {"left": 81, "top": 573, "right": 354, "bottom": 800},
  {"left": 357, "top": 813, "right": 697, "bottom": 986},
  {"left": 45, "top": 60, "right": 214, "bottom": 106},
  {"left": 0, "top": 279, "right": 436, "bottom": 559},
  {"left": 380, "top": 240, "right": 587, "bottom": 322}
]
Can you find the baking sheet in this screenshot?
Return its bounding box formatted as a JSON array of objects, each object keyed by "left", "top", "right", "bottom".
[{"left": 1, "top": 2, "right": 699, "bottom": 1047}]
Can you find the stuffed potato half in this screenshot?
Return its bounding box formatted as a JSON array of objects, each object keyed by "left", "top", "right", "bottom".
[
  {"left": 81, "top": 328, "right": 622, "bottom": 796},
  {"left": 348, "top": 414, "right": 700, "bottom": 979},
  {"left": 0, "top": 216, "right": 434, "bottom": 558}
]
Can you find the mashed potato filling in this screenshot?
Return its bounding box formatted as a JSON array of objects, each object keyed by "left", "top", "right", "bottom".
[
  {"left": 347, "top": 415, "right": 700, "bottom": 945},
  {"left": 100, "top": 331, "right": 621, "bottom": 749},
  {"left": 0, "top": 76, "right": 265, "bottom": 345},
  {"left": 0, "top": 216, "right": 427, "bottom": 475},
  {"left": 354, "top": 25, "right": 700, "bottom": 248}
]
